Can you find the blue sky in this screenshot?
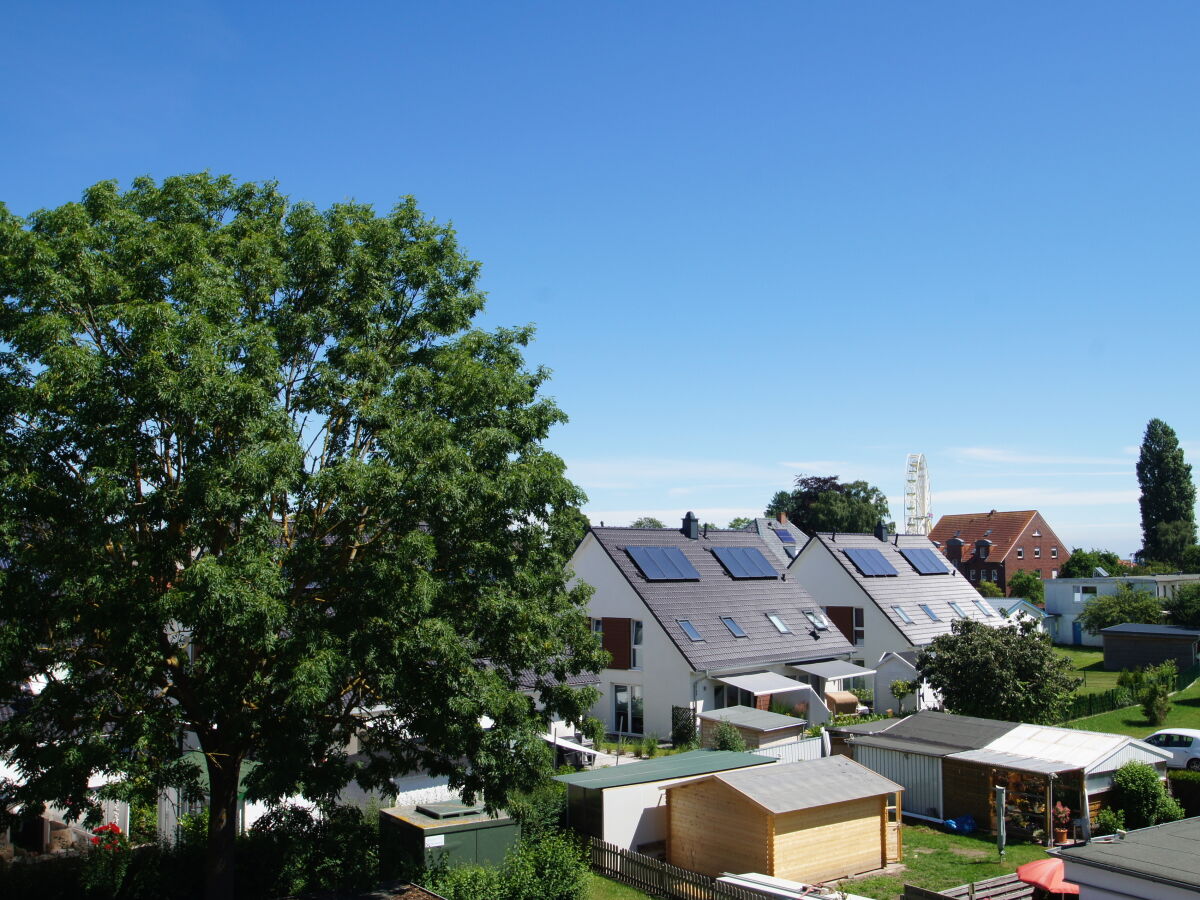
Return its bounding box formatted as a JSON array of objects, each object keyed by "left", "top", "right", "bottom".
[{"left": 5, "top": 2, "right": 1199, "bottom": 558}]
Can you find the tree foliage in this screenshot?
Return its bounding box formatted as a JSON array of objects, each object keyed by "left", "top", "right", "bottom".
[
  {"left": 765, "top": 475, "right": 892, "bottom": 535},
  {"left": 1006, "top": 569, "right": 1044, "bottom": 604},
  {"left": 1076, "top": 583, "right": 1163, "bottom": 635},
  {"left": 1138, "top": 418, "right": 1197, "bottom": 564},
  {"left": 1165, "top": 582, "right": 1200, "bottom": 629},
  {"left": 1058, "top": 548, "right": 1125, "bottom": 579},
  {"left": 629, "top": 516, "right": 666, "bottom": 529},
  {"left": 0, "top": 175, "right": 604, "bottom": 900},
  {"left": 916, "top": 619, "right": 1081, "bottom": 724},
  {"left": 976, "top": 580, "right": 1004, "bottom": 598},
  {"left": 726, "top": 517, "right": 753, "bottom": 530},
  {"left": 710, "top": 720, "right": 747, "bottom": 752}
]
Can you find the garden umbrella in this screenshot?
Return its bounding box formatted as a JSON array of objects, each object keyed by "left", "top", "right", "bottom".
[{"left": 1016, "top": 858, "right": 1079, "bottom": 895}]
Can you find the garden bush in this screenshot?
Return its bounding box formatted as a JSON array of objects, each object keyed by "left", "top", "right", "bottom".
[
  {"left": 710, "top": 720, "right": 746, "bottom": 752},
  {"left": 1109, "top": 761, "right": 1184, "bottom": 830},
  {"left": 1168, "top": 770, "right": 1200, "bottom": 817}
]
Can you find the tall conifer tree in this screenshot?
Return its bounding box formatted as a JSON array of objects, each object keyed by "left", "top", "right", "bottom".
[{"left": 1137, "top": 418, "right": 1197, "bottom": 563}]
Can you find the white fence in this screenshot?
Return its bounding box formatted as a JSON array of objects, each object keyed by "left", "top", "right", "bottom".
[{"left": 755, "top": 735, "right": 824, "bottom": 763}]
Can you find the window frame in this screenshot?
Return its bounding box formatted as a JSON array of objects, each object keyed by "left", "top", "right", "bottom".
[{"left": 721, "top": 616, "right": 748, "bottom": 638}]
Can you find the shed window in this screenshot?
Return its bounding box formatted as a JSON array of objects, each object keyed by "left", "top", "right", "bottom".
[{"left": 721, "top": 616, "right": 747, "bottom": 638}]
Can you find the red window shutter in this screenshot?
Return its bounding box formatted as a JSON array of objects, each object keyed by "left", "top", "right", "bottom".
[{"left": 603, "top": 617, "right": 632, "bottom": 669}]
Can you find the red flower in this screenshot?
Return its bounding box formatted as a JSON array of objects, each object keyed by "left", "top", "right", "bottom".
[{"left": 90, "top": 836, "right": 100, "bottom": 845}]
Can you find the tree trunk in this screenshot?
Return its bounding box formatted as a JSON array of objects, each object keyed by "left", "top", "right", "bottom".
[{"left": 204, "top": 750, "right": 243, "bottom": 900}]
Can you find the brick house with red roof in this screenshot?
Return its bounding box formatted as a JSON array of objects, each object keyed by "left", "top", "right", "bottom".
[{"left": 929, "top": 510, "right": 1070, "bottom": 595}]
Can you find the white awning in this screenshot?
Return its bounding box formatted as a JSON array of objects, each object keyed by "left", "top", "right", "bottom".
[
  {"left": 716, "top": 672, "right": 805, "bottom": 696},
  {"left": 791, "top": 660, "right": 876, "bottom": 680},
  {"left": 542, "top": 734, "right": 599, "bottom": 756}
]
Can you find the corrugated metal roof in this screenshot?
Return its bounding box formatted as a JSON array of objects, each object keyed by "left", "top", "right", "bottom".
[
  {"left": 948, "top": 749, "right": 1076, "bottom": 775},
  {"left": 553, "top": 749, "right": 775, "bottom": 789},
  {"left": 591, "top": 526, "right": 854, "bottom": 670},
  {"left": 792, "top": 533, "right": 1001, "bottom": 647},
  {"left": 700, "top": 755, "right": 903, "bottom": 814},
  {"left": 1055, "top": 817, "right": 1200, "bottom": 887},
  {"left": 983, "top": 723, "right": 1170, "bottom": 771},
  {"left": 697, "top": 705, "right": 808, "bottom": 732}
]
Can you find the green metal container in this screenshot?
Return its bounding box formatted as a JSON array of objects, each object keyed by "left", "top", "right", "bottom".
[{"left": 380, "top": 800, "right": 518, "bottom": 871}]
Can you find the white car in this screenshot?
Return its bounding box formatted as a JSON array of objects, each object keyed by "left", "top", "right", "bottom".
[{"left": 1144, "top": 728, "right": 1200, "bottom": 770}]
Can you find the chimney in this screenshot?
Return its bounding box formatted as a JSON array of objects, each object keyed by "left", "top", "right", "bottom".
[
  {"left": 874, "top": 520, "right": 887, "bottom": 542},
  {"left": 777, "top": 510, "right": 789, "bottom": 525},
  {"left": 681, "top": 511, "right": 699, "bottom": 540}
]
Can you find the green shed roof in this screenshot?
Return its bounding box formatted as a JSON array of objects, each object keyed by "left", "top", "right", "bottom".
[{"left": 553, "top": 749, "right": 775, "bottom": 789}]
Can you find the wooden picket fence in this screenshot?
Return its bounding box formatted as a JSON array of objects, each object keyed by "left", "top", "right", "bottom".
[{"left": 587, "top": 837, "right": 771, "bottom": 900}]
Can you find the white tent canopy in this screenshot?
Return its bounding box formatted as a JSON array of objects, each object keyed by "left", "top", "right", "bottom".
[
  {"left": 716, "top": 672, "right": 807, "bottom": 697},
  {"left": 791, "top": 660, "right": 876, "bottom": 681}
]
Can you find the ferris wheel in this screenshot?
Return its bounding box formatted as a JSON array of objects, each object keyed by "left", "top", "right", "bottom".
[{"left": 904, "top": 453, "right": 932, "bottom": 535}]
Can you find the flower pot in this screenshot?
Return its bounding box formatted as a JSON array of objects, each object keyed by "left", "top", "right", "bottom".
[{"left": 1054, "top": 827, "right": 1069, "bottom": 844}]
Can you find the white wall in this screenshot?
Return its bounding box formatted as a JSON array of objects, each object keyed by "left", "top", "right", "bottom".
[
  {"left": 568, "top": 534, "right": 694, "bottom": 737},
  {"left": 789, "top": 542, "right": 913, "bottom": 670},
  {"left": 1062, "top": 861, "right": 1196, "bottom": 900}
]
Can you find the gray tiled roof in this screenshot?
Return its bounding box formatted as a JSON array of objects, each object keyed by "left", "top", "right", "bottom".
[
  {"left": 707, "top": 754, "right": 902, "bottom": 814},
  {"left": 793, "top": 532, "right": 1001, "bottom": 647},
  {"left": 746, "top": 518, "right": 806, "bottom": 567},
  {"left": 1055, "top": 817, "right": 1200, "bottom": 887},
  {"left": 591, "top": 526, "right": 853, "bottom": 670}
]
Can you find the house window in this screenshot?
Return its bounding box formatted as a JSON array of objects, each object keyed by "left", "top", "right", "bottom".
[
  {"left": 1034, "top": 547, "right": 1041, "bottom": 558},
  {"left": 613, "top": 684, "right": 644, "bottom": 734},
  {"left": 949, "top": 601, "right": 968, "bottom": 618},
  {"left": 970, "top": 569, "right": 977, "bottom": 580},
  {"left": 631, "top": 619, "right": 643, "bottom": 669},
  {"left": 891, "top": 606, "right": 913, "bottom": 624},
  {"left": 591, "top": 618, "right": 603, "bottom": 636},
  {"left": 1016, "top": 548, "right": 1024, "bottom": 559},
  {"left": 1052, "top": 570, "right": 1058, "bottom": 578},
  {"left": 991, "top": 569, "right": 998, "bottom": 582},
  {"left": 715, "top": 684, "right": 754, "bottom": 709},
  {"left": 852, "top": 607, "right": 865, "bottom": 645},
  {"left": 678, "top": 619, "right": 703, "bottom": 642},
  {"left": 1051, "top": 547, "right": 1059, "bottom": 559},
  {"left": 974, "top": 599, "right": 996, "bottom": 617},
  {"left": 721, "top": 616, "right": 748, "bottom": 638},
  {"left": 1076, "top": 586, "right": 1097, "bottom": 603},
  {"left": 766, "top": 613, "right": 790, "bottom": 633},
  {"left": 919, "top": 603, "right": 941, "bottom": 622}
]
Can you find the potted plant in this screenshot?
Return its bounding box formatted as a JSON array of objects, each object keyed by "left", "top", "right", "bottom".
[{"left": 1053, "top": 801, "right": 1072, "bottom": 844}]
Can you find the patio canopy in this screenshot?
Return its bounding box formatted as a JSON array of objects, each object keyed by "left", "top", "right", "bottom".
[
  {"left": 791, "top": 660, "right": 876, "bottom": 680},
  {"left": 716, "top": 671, "right": 806, "bottom": 696},
  {"left": 542, "top": 734, "right": 599, "bottom": 756}
]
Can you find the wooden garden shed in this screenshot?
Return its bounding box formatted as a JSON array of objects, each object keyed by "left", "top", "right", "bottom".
[
  {"left": 698, "top": 705, "right": 808, "bottom": 750},
  {"left": 1101, "top": 623, "right": 1200, "bottom": 672},
  {"left": 554, "top": 749, "right": 776, "bottom": 855},
  {"left": 665, "top": 755, "right": 902, "bottom": 884}
]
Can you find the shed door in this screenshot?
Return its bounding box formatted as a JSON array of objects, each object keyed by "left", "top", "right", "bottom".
[{"left": 855, "top": 746, "right": 942, "bottom": 820}]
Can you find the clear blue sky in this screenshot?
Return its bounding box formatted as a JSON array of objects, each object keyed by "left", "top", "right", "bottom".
[{"left": 5, "top": 2, "right": 1199, "bottom": 558}]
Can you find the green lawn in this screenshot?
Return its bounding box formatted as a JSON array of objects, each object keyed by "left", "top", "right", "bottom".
[
  {"left": 1052, "top": 644, "right": 1123, "bottom": 695},
  {"left": 586, "top": 826, "right": 1049, "bottom": 900},
  {"left": 838, "top": 824, "right": 1049, "bottom": 900},
  {"left": 588, "top": 873, "right": 651, "bottom": 900},
  {"left": 1069, "top": 675, "right": 1200, "bottom": 737}
]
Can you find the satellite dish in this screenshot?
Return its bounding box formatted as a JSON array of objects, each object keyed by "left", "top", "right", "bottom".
[{"left": 904, "top": 453, "right": 932, "bottom": 535}]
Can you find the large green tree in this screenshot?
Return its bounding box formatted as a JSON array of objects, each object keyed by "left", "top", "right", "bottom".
[
  {"left": 0, "top": 175, "right": 604, "bottom": 900},
  {"left": 1165, "top": 582, "right": 1200, "bottom": 629},
  {"left": 916, "top": 619, "right": 1081, "bottom": 724},
  {"left": 1137, "top": 418, "right": 1197, "bottom": 564},
  {"left": 1058, "top": 548, "right": 1125, "bottom": 579},
  {"left": 1076, "top": 583, "right": 1163, "bottom": 635},
  {"left": 765, "top": 475, "right": 892, "bottom": 535},
  {"left": 1006, "top": 569, "right": 1044, "bottom": 604}
]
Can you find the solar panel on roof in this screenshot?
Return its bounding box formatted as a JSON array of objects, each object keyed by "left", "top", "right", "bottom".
[
  {"left": 711, "top": 546, "right": 778, "bottom": 579},
  {"left": 773, "top": 529, "right": 796, "bottom": 544},
  {"left": 900, "top": 548, "right": 949, "bottom": 575},
  {"left": 842, "top": 548, "right": 898, "bottom": 577},
  {"left": 625, "top": 546, "right": 701, "bottom": 581}
]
